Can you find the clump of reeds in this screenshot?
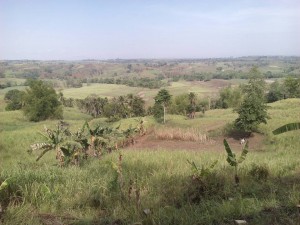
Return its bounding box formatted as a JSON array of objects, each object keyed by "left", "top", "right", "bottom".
[{"left": 154, "top": 127, "right": 209, "bottom": 142}]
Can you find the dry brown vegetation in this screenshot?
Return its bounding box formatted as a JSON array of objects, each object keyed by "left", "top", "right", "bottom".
[{"left": 154, "top": 127, "right": 210, "bottom": 142}]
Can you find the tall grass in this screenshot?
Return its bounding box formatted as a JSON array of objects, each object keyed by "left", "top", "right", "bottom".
[
  {"left": 154, "top": 127, "right": 210, "bottom": 142},
  {"left": 0, "top": 99, "right": 300, "bottom": 224}
]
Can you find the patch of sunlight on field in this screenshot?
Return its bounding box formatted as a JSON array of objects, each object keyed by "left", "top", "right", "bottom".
[
  {"left": 168, "top": 81, "right": 212, "bottom": 96},
  {"left": 63, "top": 107, "right": 92, "bottom": 121},
  {"left": 0, "top": 110, "right": 32, "bottom": 131},
  {"left": 166, "top": 109, "right": 236, "bottom": 130},
  {"left": 62, "top": 81, "right": 221, "bottom": 103},
  {"left": 0, "top": 85, "right": 27, "bottom": 95},
  {"left": 0, "top": 78, "right": 26, "bottom": 85},
  {"left": 170, "top": 81, "right": 189, "bottom": 88},
  {"left": 62, "top": 83, "right": 147, "bottom": 99}
]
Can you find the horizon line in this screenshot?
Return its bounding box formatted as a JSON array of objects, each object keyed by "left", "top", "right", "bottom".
[{"left": 1, "top": 55, "right": 300, "bottom": 62}]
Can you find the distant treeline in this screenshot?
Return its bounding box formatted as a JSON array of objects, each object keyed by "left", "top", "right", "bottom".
[
  {"left": 171, "top": 71, "right": 299, "bottom": 82},
  {"left": 211, "top": 76, "right": 300, "bottom": 110},
  {"left": 60, "top": 93, "right": 146, "bottom": 122},
  {"left": 64, "top": 77, "right": 168, "bottom": 89}
]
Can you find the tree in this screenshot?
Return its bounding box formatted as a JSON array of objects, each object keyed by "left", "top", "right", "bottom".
[
  {"left": 4, "top": 89, "right": 25, "bottom": 111},
  {"left": 266, "top": 80, "right": 284, "bottom": 103},
  {"left": 131, "top": 96, "right": 145, "bottom": 117},
  {"left": 152, "top": 102, "right": 164, "bottom": 122},
  {"left": 23, "top": 79, "right": 63, "bottom": 121},
  {"left": 216, "top": 86, "right": 243, "bottom": 109},
  {"left": 234, "top": 67, "right": 269, "bottom": 133},
  {"left": 187, "top": 92, "right": 197, "bottom": 119},
  {"left": 154, "top": 89, "right": 171, "bottom": 123},
  {"left": 169, "top": 94, "right": 189, "bottom": 115},
  {"left": 76, "top": 95, "right": 108, "bottom": 118},
  {"left": 283, "top": 77, "right": 300, "bottom": 98}
]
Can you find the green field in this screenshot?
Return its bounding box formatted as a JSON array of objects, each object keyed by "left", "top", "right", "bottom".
[
  {"left": 61, "top": 80, "right": 236, "bottom": 107},
  {"left": 1, "top": 78, "right": 300, "bottom": 225}
]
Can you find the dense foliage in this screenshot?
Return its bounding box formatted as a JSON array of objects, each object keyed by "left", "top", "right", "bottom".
[
  {"left": 4, "top": 89, "right": 24, "bottom": 111},
  {"left": 154, "top": 89, "right": 172, "bottom": 123},
  {"left": 76, "top": 94, "right": 145, "bottom": 121},
  {"left": 267, "top": 77, "right": 300, "bottom": 103},
  {"left": 235, "top": 68, "right": 269, "bottom": 132},
  {"left": 215, "top": 86, "right": 243, "bottom": 109},
  {"left": 22, "top": 80, "right": 63, "bottom": 121}
]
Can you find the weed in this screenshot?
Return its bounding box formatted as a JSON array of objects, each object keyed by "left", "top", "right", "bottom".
[
  {"left": 186, "top": 172, "right": 226, "bottom": 203},
  {"left": 249, "top": 164, "right": 269, "bottom": 182},
  {"left": 187, "top": 159, "right": 218, "bottom": 180}
]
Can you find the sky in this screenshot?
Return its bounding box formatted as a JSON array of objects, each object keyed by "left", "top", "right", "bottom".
[{"left": 0, "top": 0, "right": 300, "bottom": 60}]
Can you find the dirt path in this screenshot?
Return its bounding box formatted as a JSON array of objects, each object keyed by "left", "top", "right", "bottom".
[{"left": 125, "top": 131, "right": 265, "bottom": 152}]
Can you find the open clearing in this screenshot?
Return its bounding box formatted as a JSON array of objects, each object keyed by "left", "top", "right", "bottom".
[
  {"left": 62, "top": 79, "right": 238, "bottom": 104},
  {"left": 128, "top": 130, "right": 265, "bottom": 152}
]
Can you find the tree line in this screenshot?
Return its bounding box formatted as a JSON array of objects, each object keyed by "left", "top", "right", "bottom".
[
  {"left": 214, "top": 76, "right": 300, "bottom": 110},
  {"left": 3, "top": 70, "right": 300, "bottom": 134}
]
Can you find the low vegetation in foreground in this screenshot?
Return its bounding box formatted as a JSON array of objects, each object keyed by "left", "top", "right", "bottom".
[{"left": 0, "top": 98, "right": 300, "bottom": 225}]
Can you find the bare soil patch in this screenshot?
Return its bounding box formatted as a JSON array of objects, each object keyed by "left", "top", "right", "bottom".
[
  {"left": 126, "top": 131, "right": 265, "bottom": 152},
  {"left": 191, "top": 79, "right": 230, "bottom": 91}
]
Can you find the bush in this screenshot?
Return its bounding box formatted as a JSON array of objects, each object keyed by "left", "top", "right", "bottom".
[
  {"left": 4, "top": 89, "right": 24, "bottom": 111},
  {"left": 22, "top": 79, "right": 63, "bottom": 121},
  {"left": 185, "top": 172, "right": 226, "bottom": 203},
  {"left": 249, "top": 164, "right": 269, "bottom": 182}
]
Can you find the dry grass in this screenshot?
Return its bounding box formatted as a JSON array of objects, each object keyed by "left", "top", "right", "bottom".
[{"left": 154, "top": 127, "right": 210, "bottom": 142}]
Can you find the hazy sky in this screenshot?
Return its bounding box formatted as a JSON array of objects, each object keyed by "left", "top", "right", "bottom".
[{"left": 1, "top": 0, "right": 300, "bottom": 60}]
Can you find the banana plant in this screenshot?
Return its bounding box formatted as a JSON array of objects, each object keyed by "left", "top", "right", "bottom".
[
  {"left": 122, "top": 125, "right": 138, "bottom": 146},
  {"left": 60, "top": 141, "right": 83, "bottom": 166},
  {"left": 223, "top": 139, "right": 249, "bottom": 186},
  {"left": 135, "top": 117, "right": 146, "bottom": 136},
  {"left": 73, "top": 127, "right": 90, "bottom": 159},
  {"left": 272, "top": 122, "right": 300, "bottom": 135},
  {"left": 83, "top": 121, "right": 122, "bottom": 156},
  {"left": 0, "top": 178, "right": 12, "bottom": 193},
  {"left": 83, "top": 121, "right": 105, "bottom": 156},
  {"left": 187, "top": 160, "right": 218, "bottom": 180},
  {"left": 30, "top": 121, "right": 71, "bottom": 165}
]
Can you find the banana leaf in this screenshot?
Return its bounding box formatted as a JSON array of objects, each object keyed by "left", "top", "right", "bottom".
[
  {"left": 0, "top": 177, "right": 12, "bottom": 192},
  {"left": 238, "top": 141, "right": 249, "bottom": 163},
  {"left": 36, "top": 147, "right": 53, "bottom": 161},
  {"left": 187, "top": 159, "right": 199, "bottom": 174},
  {"left": 210, "top": 160, "right": 218, "bottom": 169},
  {"left": 272, "top": 122, "right": 300, "bottom": 135},
  {"left": 223, "top": 139, "right": 237, "bottom": 166}
]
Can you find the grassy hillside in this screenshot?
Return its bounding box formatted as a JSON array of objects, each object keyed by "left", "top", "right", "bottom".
[
  {"left": 61, "top": 80, "right": 240, "bottom": 107},
  {"left": 0, "top": 98, "right": 300, "bottom": 224}
]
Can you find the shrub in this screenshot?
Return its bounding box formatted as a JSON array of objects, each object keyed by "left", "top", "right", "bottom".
[
  {"left": 249, "top": 164, "right": 269, "bottom": 182},
  {"left": 4, "top": 89, "right": 24, "bottom": 111},
  {"left": 185, "top": 172, "right": 226, "bottom": 203},
  {"left": 23, "top": 79, "right": 63, "bottom": 121}
]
